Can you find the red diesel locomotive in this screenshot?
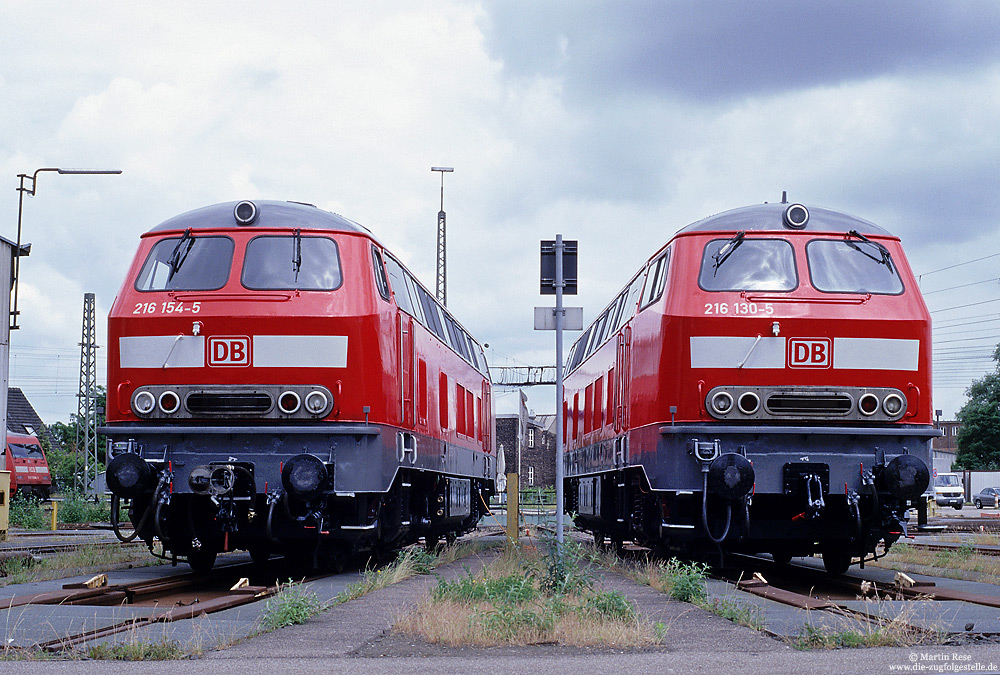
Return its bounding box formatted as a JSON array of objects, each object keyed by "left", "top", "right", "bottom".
[
  {"left": 564, "top": 201, "right": 935, "bottom": 573},
  {"left": 103, "top": 200, "right": 495, "bottom": 570}
]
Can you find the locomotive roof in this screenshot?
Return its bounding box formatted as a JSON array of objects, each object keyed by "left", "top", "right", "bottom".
[
  {"left": 147, "top": 200, "right": 376, "bottom": 237},
  {"left": 676, "top": 203, "right": 895, "bottom": 237}
]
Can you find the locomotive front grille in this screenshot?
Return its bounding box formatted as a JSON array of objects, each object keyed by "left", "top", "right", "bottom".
[
  {"left": 766, "top": 393, "right": 853, "bottom": 416},
  {"left": 129, "top": 384, "right": 334, "bottom": 419},
  {"left": 705, "top": 385, "right": 907, "bottom": 422},
  {"left": 186, "top": 392, "right": 272, "bottom": 416}
]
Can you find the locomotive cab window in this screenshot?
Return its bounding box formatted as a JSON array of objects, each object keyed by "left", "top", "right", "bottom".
[
  {"left": 135, "top": 235, "right": 234, "bottom": 291},
  {"left": 243, "top": 235, "right": 342, "bottom": 290},
  {"left": 806, "top": 239, "right": 904, "bottom": 295},
  {"left": 9, "top": 442, "right": 43, "bottom": 459},
  {"left": 699, "top": 238, "right": 797, "bottom": 292}
]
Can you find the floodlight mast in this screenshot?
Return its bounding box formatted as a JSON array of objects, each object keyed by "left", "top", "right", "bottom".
[{"left": 431, "top": 167, "right": 453, "bottom": 306}]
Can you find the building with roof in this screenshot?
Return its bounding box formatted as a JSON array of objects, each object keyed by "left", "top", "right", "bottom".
[{"left": 495, "top": 389, "right": 556, "bottom": 488}]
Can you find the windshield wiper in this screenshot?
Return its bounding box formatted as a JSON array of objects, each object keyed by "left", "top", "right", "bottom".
[
  {"left": 845, "top": 230, "right": 894, "bottom": 273},
  {"left": 713, "top": 230, "right": 745, "bottom": 275},
  {"left": 166, "top": 229, "right": 195, "bottom": 282},
  {"left": 292, "top": 228, "right": 302, "bottom": 282}
]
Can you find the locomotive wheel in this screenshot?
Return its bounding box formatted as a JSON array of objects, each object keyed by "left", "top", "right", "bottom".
[
  {"left": 821, "top": 547, "right": 851, "bottom": 575},
  {"left": 187, "top": 548, "right": 218, "bottom": 572},
  {"left": 249, "top": 547, "right": 271, "bottom": 564},
  {"left": 770, "top": 550, "right": 793, "bottom": 565},
  {"left": 593, "top": 530, "right": 606, "bottom": 547}
]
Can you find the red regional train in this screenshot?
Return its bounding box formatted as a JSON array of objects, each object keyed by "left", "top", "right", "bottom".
[
  {"left": 563, "top": 200, "right": 935, "bottom": 574},
  {"left": 2, "top": 431, "right": 53, "bottom": 500},
  {"left": 103, "top": 200, "right": 495, "bottom": 570}
]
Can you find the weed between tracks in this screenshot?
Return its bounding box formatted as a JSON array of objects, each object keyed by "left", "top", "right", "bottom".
[
  {"left": 790, "top": 600, "right": 941, "bottom": 650},
  {"left": 599, "top": 551, "right": 766, "bottom": 632},
  {"left": 871, "top": 540, "right": 1000, "bottom": 584},
  {"left": 395, "top": 539, "right": 657, "bottom": 647},
  {"left": 255, "top": 541, "right": 488, "bottom": 634},
  {"left": 0, "top": 544, "right": 163, "bottom": 587}
]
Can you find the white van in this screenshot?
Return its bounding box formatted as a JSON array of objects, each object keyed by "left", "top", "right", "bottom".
[{"left": 933, "top": 472, "right": 965, "bottom": 510}]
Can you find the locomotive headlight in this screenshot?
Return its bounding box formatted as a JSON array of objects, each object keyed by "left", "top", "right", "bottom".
[
  {"left": 737, "top": 392, "right": 760, "bottom": 415},
  {"left": 158, "top": 390, "right": 181, "bottom": 414},
  {"left": 783, "top": 203, "right": 809, "bottom": 229},
  {"left": 278, "top": 390, "right": 301, "bottom": 414},
  {"left": 882, "top": 393, "right": 905, "bottom": 417},
  {"left": 107, "top": 453, "right": 154, "bottom": 498},
  {"left": 858, "top": 393, "right": 879, "bottom": 416},
  {"left": 304, "top": 390, "right": 329, "bottom": 415},
  {"left": 710, "top": 391, "right": 734, "bottom": 416},
  {"left": 884, "top": 454, "right": 930, "bottom": 500},
  {"left": 282, "top": 453, "right": 328, "bottom": 501},
  {"left": 234, "top": 200, "right": 258, "bottom": 225},
  {"left": 133, "top": 391, "right": 156, "bottom": 415}
]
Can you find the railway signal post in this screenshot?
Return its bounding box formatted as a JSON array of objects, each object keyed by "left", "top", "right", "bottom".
[{"left": 539, "top": 237, "right": 580, "bottom": 545}]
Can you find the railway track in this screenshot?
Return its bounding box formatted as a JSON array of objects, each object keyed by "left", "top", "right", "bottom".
[
  {"left": 0, "top": 557, "right": 332, "bottom": 652},
  {"left": 720, "top": 553, "right": 1000, "bottom": 640}
]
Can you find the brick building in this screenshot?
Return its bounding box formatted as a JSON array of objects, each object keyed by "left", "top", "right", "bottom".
[{"left": 495, "top": 390, "right": 556, "bottom": 488}]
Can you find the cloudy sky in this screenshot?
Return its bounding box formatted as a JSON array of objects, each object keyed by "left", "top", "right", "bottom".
[{"left": 2, "top": 1, "right": 999, "bottom": 423}]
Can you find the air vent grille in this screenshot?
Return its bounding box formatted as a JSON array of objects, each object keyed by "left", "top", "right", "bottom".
[
  {"left": 766, "top": 393, "right": 852, "bottom": 416},
  {"left": 186, "top": 392, "right": 272, "bottom": 416}
]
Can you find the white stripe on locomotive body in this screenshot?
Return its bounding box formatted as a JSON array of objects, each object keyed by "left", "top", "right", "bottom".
[
  {"left": 120, "top": 335, "right": 205, "bottom": 368},
  {"left": 119, "top": 335, "right": 349, "bottom": 368},
  {"left": 252, "top": 335, "right": 348, "bottom": 368},
  {"left": 831, "top": 337, "right": 919, "bottom": 371},
  {"left": 689, "top": 336, "right": 785, "bottom": 369},
  {"left": 689, "top": 336, "right": 919, "bottom": 370}
]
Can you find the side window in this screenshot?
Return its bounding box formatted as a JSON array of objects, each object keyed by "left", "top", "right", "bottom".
[
  {"left": 402, "top": 274, "right": 426, "bottom": 324},
  {"left": 419, "top": 288, "right": 446, "bottom": 342},
  {"left": 384, "top": 255, "right": 415, "bottom": 316},
  {"left": 371, "top": 246, "right": 390, "bottom": 301},
  {"left": 640, "top": 250, "right": 669, "bottom": 309},
  {"left": 569, "top": 326, "right": 593, "bottom": 371},
  {"left": 619, "top": 271, "right": 646, "bottom": 330},
  {"left": 587, "top": 311, "right": 609, "bottom": 357}
]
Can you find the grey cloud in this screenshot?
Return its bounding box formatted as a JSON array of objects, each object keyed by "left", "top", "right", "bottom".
[{"left": 482, "top": 1, "right": 1000, "bottom": 103}]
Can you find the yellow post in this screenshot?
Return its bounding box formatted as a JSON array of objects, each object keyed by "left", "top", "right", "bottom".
[
  {"left": 0, "top": 471, "right": 9, "bottom": 541},
  {"left": 505, "top": 472, "right": 519, "bottom": 547},
  {"left": 50, "top": 500, "right": 58, "bottom": 531}
]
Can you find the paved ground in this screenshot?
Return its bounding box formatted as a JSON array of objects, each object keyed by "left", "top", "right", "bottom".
[{"left": 3, "top": 533, "right": 1000, "bottom": 673}]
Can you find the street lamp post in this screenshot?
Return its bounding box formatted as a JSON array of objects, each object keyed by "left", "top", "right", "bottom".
[
  {"left": 9, "top": 167, "right": 120, "bottom": 491},
  {"left": 14, "top": 168, "right": 122, "bottom": 329}
]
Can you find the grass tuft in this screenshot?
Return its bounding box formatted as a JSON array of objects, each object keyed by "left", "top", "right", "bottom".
[
  {"left": 260, "top": 579, "right": 326, "bottom": 630},
  {"left": 396, "top": 540, "right": 656, "bottom": 647},
  {"left": 87, "top": 637, "right": 184, "bottom": 660}
]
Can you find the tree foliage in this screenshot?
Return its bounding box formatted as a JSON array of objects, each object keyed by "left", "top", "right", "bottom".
[
  {"left": 37, "top": 388, "right": 108, "bottom": 491},
  {"left": 954, "top": 344, "right": 1000, "bottom": 470}
]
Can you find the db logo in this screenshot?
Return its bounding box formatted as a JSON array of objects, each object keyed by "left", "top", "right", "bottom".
[
  {"left": 207, "top": 336, "right": 251, "bottom": 367},
  {"left": 788, "top": 338, "right": 831, "bottom": 368}
]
